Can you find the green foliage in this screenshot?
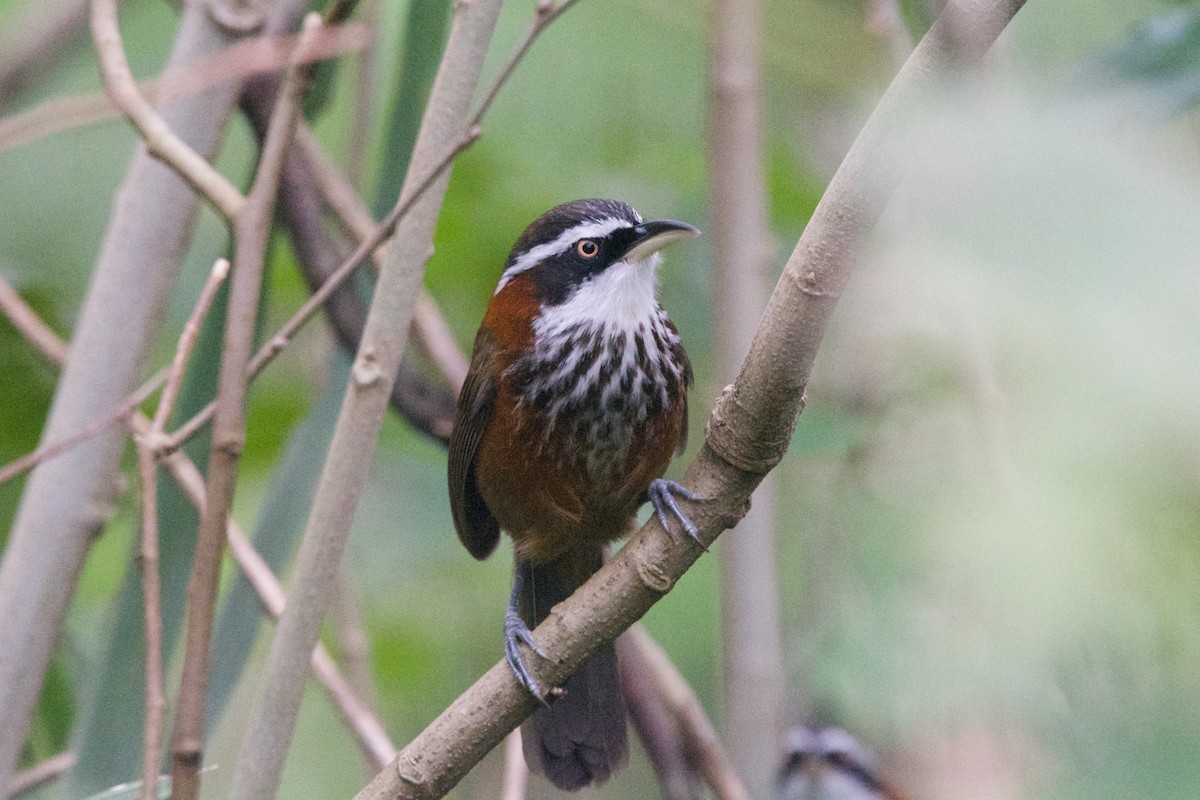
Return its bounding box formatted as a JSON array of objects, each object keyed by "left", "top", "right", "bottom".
[{"left": 3, "top": 1, "right": 1200, "bottom": 798}]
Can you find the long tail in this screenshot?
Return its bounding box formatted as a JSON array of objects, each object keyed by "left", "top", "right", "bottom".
[{"left": 517, "top": 548, "right": 628, "bottom": 791}]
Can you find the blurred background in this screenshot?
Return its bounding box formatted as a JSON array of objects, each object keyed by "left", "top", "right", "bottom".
[{"left": 1, "top": 0, "right": 1199, "bottom": 797}]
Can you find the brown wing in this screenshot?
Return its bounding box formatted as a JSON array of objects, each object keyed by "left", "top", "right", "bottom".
[
  {"left": 670, "top": 322, "right": 693, "bottom": 456},
  {"left": 448, "top": 330, "right": 502, "bottom": 560}
]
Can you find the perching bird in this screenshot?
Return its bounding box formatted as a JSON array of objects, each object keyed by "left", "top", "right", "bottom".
[
  {"left": 448, "top": 199, "right": 700, "bottom": 790},
  {"left": 778, "top": 726, "right": 911, "bottom": 800}
]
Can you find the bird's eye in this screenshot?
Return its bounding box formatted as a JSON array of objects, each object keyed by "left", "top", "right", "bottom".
[{"left": 576, "top": 239, "right": 599, "bottom": 259}]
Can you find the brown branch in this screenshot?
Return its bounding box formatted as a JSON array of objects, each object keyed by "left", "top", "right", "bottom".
[
  {"left": 159, "top": 127, "right": 480, "bottom": 454},
  {"left": 624, "top": 628, "right": 748, "bottom": 800},
  {"left": 0, "top": 23, "right": 370, "bottom": 156},
  {"left": 0, "top": 274, "right": 69, "bottom": 365},
  {"left": 293, "top": 124, "right": 470, "bottom": 392},
  {"left": 354, "top": 1, "right": 1028, "bottom": 796},
  {"left": 168, "top": 15, "right": 324, "bottom": 800},
  {"left": 0, "top": 367, "right": 166, "bottom": 485},
  {"left": 90, "top": 0, "right": 246, "bottom": 220},
  {"left": 618, "top": 634, "right": 700, "bottom": 800},
  {"left": 132, "top": 441, "right": 165, "bottom": 800}
]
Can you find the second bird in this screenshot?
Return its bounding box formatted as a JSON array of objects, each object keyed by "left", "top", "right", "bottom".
[{"left": 448, "top": 198, "right": 700, "bottom": 790}]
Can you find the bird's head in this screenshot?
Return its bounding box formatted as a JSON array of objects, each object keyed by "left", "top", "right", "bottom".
[{"left": 493, "top": 199, "right": 699, "bottom": 332}]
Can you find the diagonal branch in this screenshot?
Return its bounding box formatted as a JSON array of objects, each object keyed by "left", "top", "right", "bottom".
[
  {"left": 167, "top": 13, "right": 326, "bottom": 800},
  {"left": 226, "top": 1, "right": 506, "bottom": 796},
  {"left": 0, "top": 1, "right": 265, "bottom": 782},
  {"left": 355, "top": 1, "right": 1028, "bottom": 797},
  {"left": 90, "top": 0, "right": 246, "bottom": 220}
]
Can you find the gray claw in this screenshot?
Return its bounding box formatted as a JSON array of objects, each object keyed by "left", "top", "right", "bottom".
[
  {"left": 504, "top": 609, "right": 550, "bottom": 704},
  {"left": 648, "top": 478, "right": 704, "bottom": 549}
]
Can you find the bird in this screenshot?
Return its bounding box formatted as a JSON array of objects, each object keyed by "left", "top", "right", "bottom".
[
  {"left": 778, "top": 726, "right": 911, "bottom": 800},
  {"left": 447, "top": 198, "right": 701, "bottom": 791}
]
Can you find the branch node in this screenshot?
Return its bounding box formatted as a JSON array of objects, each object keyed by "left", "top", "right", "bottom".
[
  {"left": 703, "top": 384, "right": 795, "bottom": 475},
  {"left": 204, "top": 0, "right": 266, "bottom": 35},
  {"left": 352, "top": 347, "right": 382, "bottom": 387},
  {"left": 395, "top": 753, "right": 428, "bottom": 788},
  {"left": 635, "top": 555, "right": 675, "bottom": 594}
]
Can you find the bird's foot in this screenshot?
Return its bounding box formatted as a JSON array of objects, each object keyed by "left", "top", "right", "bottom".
[
  {"left": 504, "top": 608, "right": 551, "bottom": 705},
  {"left": 647, "top": 478, "right": 705, "bottom": 549}
]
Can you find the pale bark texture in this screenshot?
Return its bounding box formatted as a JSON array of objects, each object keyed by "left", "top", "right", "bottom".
[
  {"left": 225, "top": 1, "right": 504, "bottom": 797},
  {"left": 354, "top": 1, "right": 1027, "bottom": 797},
  {"left": 0, "top": 1, "right": 258, "bottom": 787},
  {"left": 707, "top": 0, "right": 785, "bottom": 795}
]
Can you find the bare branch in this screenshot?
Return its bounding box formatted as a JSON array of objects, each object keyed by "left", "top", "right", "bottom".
[
  {"left": 5, "top": 751, "right": 76, "bottom": 799},
  {"left": 90, "top": 0, "right": 246, "bottom": 220},
  {"left": 227, "top": 0, "right": 505, "bottom": 794},
  {"left": 133, "top": 441, "right": 165, "bottom": 800},
  {"left": 0, "top": 23, "right": 370, "bottom": 155},
  {"left": 0, "top": 274, "right": 69, "bottom": 365},
  {"left": 354, "top": 1, "right": 1028, "bottom": 796},
  {"left": 151, "top": 258, "right": 230, "bottom": 435},
  {"left": 0, "top": 367, "right": 166, "bottom": 485},
  {"left": 0, "top": 0, "right": 265, "bottom": 779},
  {"left": 707, "top": 0, "right": 785, "bottom": 793},
  {"left": 159, "top": 127, "right": 479, "bottom": 454},
  {"left": 168, "top": 15, "right": 325, "bottom": 800},
  {"left": 625, "top": 628, "right": 748, "bottom": 800}
]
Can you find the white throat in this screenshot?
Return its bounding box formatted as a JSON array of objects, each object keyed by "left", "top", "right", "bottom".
[{"left": 533, "top": 253, "right": 662, "bottom": 340}]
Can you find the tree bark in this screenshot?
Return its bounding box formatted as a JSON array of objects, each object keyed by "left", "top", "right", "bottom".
[{"left": 0, "top": 1, "right": 260, "bottom": 787}]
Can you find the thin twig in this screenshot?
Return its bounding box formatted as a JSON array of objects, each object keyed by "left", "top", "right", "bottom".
[
  {"left": 228, "top": 0, "right": 504, "bottom": 793},
  {"left": 468, "top": 0, "right": 582, "bottom": 126},
  {"left": 0, "top": 367, "right": 167, "bottom": 485},
  {"left": 354, "top": 1, "right": 1029, "bottom": 796},
  {"left": 0, "top": 274, "right": 69, "bottom": 365},
  {"left": 160, "top": 126, "right": 480, "bottom": 454},
  {"left": 500, "top": 730, "right": 527, "bottom": 800},
  {"left": 133, "top": 441, "right": 165, "bottom": 800},
  {"left": 135, "top": 256, "right": 230, "bottom": 800},
  {"left": 293, "top": 123, "right": 470, "bottom": 389},
  {"left": 151, "top": 258, "right": 230, "bottom": 435},
  {"left": 625, "top": 628, "right": 748, "bottom": 800},
  {"left": 90, "top": 0, "right": 246, "bottom": 220},
  {"left": 164, "top": 0, "right": 581, "bottom": 452},
  {"left": 168, "top": 15, "right": 325, "bottom": 800},
  {"left": 0, "top": 22, "right": 371, "bottom": 155},
  {"left": 5, "top": 751, "right": 76, "bottom": 799}
]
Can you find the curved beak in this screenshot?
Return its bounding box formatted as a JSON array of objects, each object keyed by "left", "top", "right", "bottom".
[{"left": 621, "top": 219, "right": 701, "bottom": 263}]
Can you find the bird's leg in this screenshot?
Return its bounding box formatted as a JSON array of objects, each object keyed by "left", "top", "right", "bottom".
[
  {"left": 647, "top": 478, "right": 704, "bottom": 548},
  {"left": 504, "top": 559, "right": 551, "bottom": 704}
]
